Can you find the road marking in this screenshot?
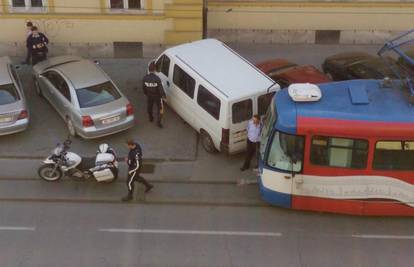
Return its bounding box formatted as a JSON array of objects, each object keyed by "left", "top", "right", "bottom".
[
  {"left": 0, "top": 226, "right": 35, "bottom": 231},
  {"left": 352, "top": 234, "right": 414, "bottom": 240},
  {"left": 99, "top": 228, "right": 282, "bottom": 237}
]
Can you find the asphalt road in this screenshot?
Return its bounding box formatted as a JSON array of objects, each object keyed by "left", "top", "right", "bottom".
[{"left": 0, "top": 201, "right": 413, "bottom": 267}]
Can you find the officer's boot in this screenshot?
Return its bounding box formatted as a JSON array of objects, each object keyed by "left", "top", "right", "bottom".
[{"left": 122, "top": 192, "right": 133, "bottom": 202}]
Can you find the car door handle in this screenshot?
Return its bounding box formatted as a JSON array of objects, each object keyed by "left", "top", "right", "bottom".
[{"left": 166, "top": 81, "right": 170, "bottom": 87}]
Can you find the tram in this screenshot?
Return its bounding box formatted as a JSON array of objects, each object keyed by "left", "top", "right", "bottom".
[{"left": 258, "top": 30, "right": 414, "bottom": 216}]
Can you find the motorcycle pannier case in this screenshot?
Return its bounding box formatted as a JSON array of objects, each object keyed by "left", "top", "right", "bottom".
[
  {"left": 95, "top": 153, "right": 115, "bottom": 165},
  {"left": 93, "top": 168, "right": 114, "bottom": 182}
]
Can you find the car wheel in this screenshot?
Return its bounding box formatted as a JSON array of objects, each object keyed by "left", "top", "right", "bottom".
[
  {"left": 66, "top": 118, "right": 77, "bottom": 137},
  {"left": 200, "top": 130, "right": 218, "bottom": 153}
]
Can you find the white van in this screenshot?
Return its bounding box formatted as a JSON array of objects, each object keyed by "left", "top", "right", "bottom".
[{"left": 151, "top": 39, "right": 280, "bottom": 154}]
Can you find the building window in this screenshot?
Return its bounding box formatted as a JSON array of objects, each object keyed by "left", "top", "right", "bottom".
[
  {"left": 373, "top": 141, "right": 414, "bottom": 171},
  {"left": 173, "top": 65, "right": 195, "bottom": 99},
  {"left": 310, "top": 136, "right": 368, "bottom": 169},
  {"left": 9, "top": 0, "right": 47, "bottom": 11},
  {"left": 197, "top": 85, "right": 221, "bottom": 120},
  {"left": 109, "top": 0, "right": 142, "bottom": 10}
]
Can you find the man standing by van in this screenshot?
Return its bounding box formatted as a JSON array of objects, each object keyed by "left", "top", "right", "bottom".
[
  {"left": 241, "top": 115, "right": 262, "bottom": 171},
  {"left": 143, "top": 62, "right": 166, "bottom": 128}
]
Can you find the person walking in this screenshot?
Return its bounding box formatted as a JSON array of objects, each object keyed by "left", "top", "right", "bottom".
[
  {"left": 22, "top": 21, "right": 33, "bottom": 64},
  {"left": 27, "top": 26, "right": 49, "bottom": 65},
  {"left": 143, "top": 62, "right": 166, "bottom": 128},
  {"left": 122, "top": 140, "right": 153, "bottom": 202},
  {"left": 241, "top": 114, "right": 262, "bottom": 171}
]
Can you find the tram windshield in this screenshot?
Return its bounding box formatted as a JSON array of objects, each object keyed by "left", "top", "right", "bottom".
[{"left": 266, "top": 131, "right": 304, "bottom": 173}]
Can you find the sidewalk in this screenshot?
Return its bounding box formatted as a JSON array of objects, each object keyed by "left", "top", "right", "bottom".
[{"left": 0, "top": 143, "right": 256, "bottom": 183}]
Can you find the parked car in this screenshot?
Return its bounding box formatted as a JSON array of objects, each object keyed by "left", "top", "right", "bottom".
[
  {"left": 33, "top": 56, "right": 134, "bottom": 139},
  {"left": 256, "top": 58, "right": 330, "bottom": 88},
  {"left": 151, "top": 39, "right": 279, "bottom": 154},
  {"left": 322, "top": 52, "right": 409, "bottom": 81},
  {"left": 0, "top": 56, "right": 29, "bottom": 136}
]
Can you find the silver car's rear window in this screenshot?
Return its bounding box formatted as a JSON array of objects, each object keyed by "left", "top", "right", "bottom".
[
  {"left": 0, "top": 83, "right": 20, "bottom": 105},
  {"left": 76, "top": 81, "right": 121, "bottom": 108}
]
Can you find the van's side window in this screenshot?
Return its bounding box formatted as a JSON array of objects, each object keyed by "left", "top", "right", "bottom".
[
  {"left": 197, "top": 85, "right": 221, "bottom": 120},
  {"left": 373, "top": 141, "right": 414, "bottom": 170},
  {"left": 310, "top": 136, "right": 368, "bottom": 169},
  {"left": 258, "top": 92, "right": 275, "bottom": 116},
  {"left": 173, "top": 65, "right": 195, "bottom": 98},
  {"left": 232, "top": 99, "right": 252, "bottom": 124},
  {"left": 155, "top": 55, "right": 171, "bottom": 77}
]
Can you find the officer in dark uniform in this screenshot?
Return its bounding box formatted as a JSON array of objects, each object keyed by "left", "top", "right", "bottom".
[
  {"left": 143, "top": 62, "right": 166, "bottom": 128},
  {"left": 122, "top": 139, "right": 153, "bottom": 202},
  {"left": 26, "top": 26, "right": 49, "bottom": 65}
]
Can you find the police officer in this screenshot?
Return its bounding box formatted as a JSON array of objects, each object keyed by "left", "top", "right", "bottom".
[
  {"left": 143, "top": 62, "right": 166, "bottom": 128},
  {"left": 27, "top": 26, "right": 49, "bottom": 65},
  {"left": 122, "top": 139, "right": 153, "bottom": 202}
]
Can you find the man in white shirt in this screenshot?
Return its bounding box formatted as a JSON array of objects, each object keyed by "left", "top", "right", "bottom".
[{"left": 241, "top": 114, "right": 262, "bottom": 171}]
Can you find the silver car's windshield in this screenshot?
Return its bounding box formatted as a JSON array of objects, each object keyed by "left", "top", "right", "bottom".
[
  {"left": 76, "top": 81, "right": 121, "bottom": 108},
  {"left": 0, "top": 83, "right": 20, "bottom": 105}
]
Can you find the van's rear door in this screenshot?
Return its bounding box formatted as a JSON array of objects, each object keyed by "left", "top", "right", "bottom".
[{"left": 229, "top": 98, "right": 253, "bottom": 154}]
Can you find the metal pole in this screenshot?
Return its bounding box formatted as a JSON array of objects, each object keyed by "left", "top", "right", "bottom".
[{"left": 202, "top": 0, "right": 208, "bottom": 39}]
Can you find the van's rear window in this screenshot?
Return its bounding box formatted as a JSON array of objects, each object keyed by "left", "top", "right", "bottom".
[
  {"left": 0, "top": 83, "right": 20, "bottom": 105},
  {"left": 232, "top": 99, "right": 252, "bottom": 124}
]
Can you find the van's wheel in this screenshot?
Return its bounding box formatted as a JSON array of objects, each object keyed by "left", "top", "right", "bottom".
[
  {"left": 66, "top": 118, "right": 77, "bottom": 137},
  {"left": 200, "top": 130, "right": 218, "bottom": 153}
]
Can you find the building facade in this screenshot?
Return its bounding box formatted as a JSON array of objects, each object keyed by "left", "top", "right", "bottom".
[{"left": 0, "top": 0, "right": 413, "bottom": 58}]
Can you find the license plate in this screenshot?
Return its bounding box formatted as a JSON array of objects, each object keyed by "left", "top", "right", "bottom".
[
  {"left": 102, "top": 116, "right": 120, "bottom": 125},
  {"left": 0, "top": 116, "right": 12, "bottom": 123}
]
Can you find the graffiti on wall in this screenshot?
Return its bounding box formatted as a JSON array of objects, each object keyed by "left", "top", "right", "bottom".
[{"left": 30, "top": 19, "right": 75, "bottom": 38}]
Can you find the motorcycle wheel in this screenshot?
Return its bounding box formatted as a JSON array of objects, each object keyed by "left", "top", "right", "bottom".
[{"left": 38, "top": 164, "right": 63, "bottom": 182}]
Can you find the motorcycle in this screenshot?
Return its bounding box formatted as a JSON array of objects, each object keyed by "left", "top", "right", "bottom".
[{"left": 38, "top": 138, "right": 119, "bottom": 182}]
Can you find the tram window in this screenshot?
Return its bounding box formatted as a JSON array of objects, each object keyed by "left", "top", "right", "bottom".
[
  {"left": 260, "top": 100, "right": 277, "bottom": 158},
  {"left": 258, "top": 92, "right": 275, "bottom": 116},
  {"left": 266, "top": 131, "right": 304, "bottom": 172},
  {"left": 310, "top": 136, "right": 368, "bottom": 169},
  {"left": 373, "top": 141, "right": 414, "bottom": 170}
]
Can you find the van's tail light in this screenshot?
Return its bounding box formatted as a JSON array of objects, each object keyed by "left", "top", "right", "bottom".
[
  {"left": 82, "top": 115, "right": 94, "bottom": 127},
  {"left": 221, "top": 128, "right": 229, "bottom": 145},
  {"left": 126, "top": 103, "right": 134, "bottom": 116},
  {"left": 17, "top": 110, "right": 28, "bottom": 120}
]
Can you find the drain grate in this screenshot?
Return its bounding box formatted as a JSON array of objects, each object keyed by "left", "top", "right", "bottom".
[{"left": 315, "top": 30, "right": 340, "bottom": 44}]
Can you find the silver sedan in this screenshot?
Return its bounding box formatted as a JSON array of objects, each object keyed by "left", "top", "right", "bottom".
[
  {"left": 0, "top": 57, "right": 29, "bottom": 136},
  {"left": 33, "top": 56, "right": 134, "bottom": 139}
]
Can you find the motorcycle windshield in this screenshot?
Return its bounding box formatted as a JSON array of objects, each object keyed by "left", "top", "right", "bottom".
[{"left": 52, "top": 145, "right": 64, "bottom": 156}]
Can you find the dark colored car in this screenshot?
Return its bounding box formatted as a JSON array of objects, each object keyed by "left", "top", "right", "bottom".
[
  {"left": 322, "top": 52, "right": 409, "bottom": 81},
  {"left": 256, "top": 59, "right": 331, "bottom": 88}
]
